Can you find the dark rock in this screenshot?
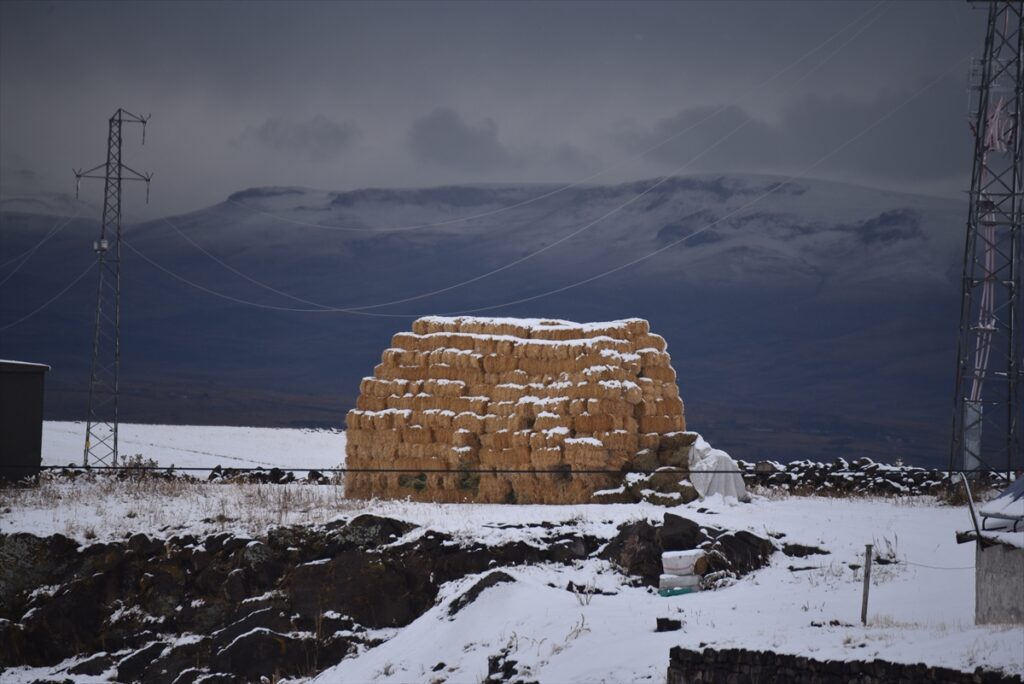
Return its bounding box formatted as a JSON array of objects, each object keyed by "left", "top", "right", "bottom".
[
  {"left": 485, "top": 643, "right": 537, "bottom": 684},
  {"left": 203, "top": 532, "right": 232, "bottom": 556},
  {"left": 546, "top": 537, "right": 589, "bottom": 563},
  {"left": 590, "top": 486, "right": 637, "bottom": 504},
  {"left": 166, "top": 534, "right": 198, "bottom": 550},
  {"left": 67, "top": 652, "right": 115, "bottom": 676},
  {"left": 0, "top": 533, "right": 79, "bottom": 617},
  {"left": 449, "top": 572, "right": 515, "bottom": 616},
  {"left": 116, "top": 641, "right": 169, "bottom": 683},
  {"left": 0, "top": 618, "right": 25, "bottom": 666},
  {"left": 598, "top": 521, "right": 662, "bottom": 585},
  {"left": 222, "top": 569, "right": 247, "bottom": 604},
  {"left": 631, "top": 449, "right": 660, "bottom": 473},
  {"left": 127, "top": 534, "right": 164, "bottom": 558},
  {"left": 210, "top": 628, "right": 316, "bottom": 680},
  {"left": 782, "top": 542, "right": 830, "bottom": 558},
  {"left": 20, "top": 575, "right": 105, "bottom": 665},
  {"left": 283, "top": 548, "right": 436, "bottom": 628},
  {"left": 168, "top": 668, "right": 204, "bottom": 684},
  {"left": 658, "top": 514, "right": 704, "bottom": 551},
  {"left": 704, "top": 530, "right": 775, "bottom": 575},
  {"left": 210, "top": 607, "right": 291, "bottom": 649},
  {"left": 565, "top": 581, "right": 615, "bottom": 597},
  {"left": 318, "top": 633, "right": 357, "bottom": 671},
  {"left": 78, "top": 541, "right": 127, "bottom": 577},
  {"left": 138, "top": 560, "right": 190, "bottom": 619},
  {"left": 189, "top": 548, "right": 210, "bottom": 572},
  {"left": 655, "top": 617, "right": 682, "bottom": 632},
  {"left": 220, "top": 537, "right": 254, "bottom": 557},
  {"left": 636, "top": 468, "right": 699, "bottom": 505},
  {"left": 184, "top": 673, "right": 233, "bottom": 684},
  {"left": 337, "top": 514, "right": 417, "bottom": 549},
  {"left": 142, "top": 638, "right": 209, "bottom": 684}
]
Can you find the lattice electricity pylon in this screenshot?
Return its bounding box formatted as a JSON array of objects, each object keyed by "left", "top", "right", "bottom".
[
  {"left": 950, "top": 1, "right": 1024, "bottom": 477},
  {"left": 74, "top": 108, "right": 152, "bottom": 467}
]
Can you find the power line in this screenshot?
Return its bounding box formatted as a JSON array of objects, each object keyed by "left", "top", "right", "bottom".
[
  {"left": 0, "top": 261, "right": 95, "bottom": 332},
  {"left": 11, "top": 463, "right": 1000, "bottom": 475},
  {"left": 0, "top": 209, "right": 82, "bottom": 284},
  {"left": 223, "top": 2, "right": 888, "bottom": 236},
  {"left": 902, "top": 561, "right": 975, "bottom": 571}
]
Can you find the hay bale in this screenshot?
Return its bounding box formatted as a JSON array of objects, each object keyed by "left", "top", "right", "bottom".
[
  {"left": 574, "top": 413, "right": 615, "bottom": 433},
  {"left": 453, "top": 412, "right": 485, "bottom": 432},
  {"left": 640, "top": 365, "right": 676, "bottom": 383},
  {"left": 596, "top": 430, "right": 639, "bottom": 452},
  {"left": 634, "top": 333, "right": 667, "bottom": 351},
  {"left": 530, "top": 447, "right": 564, "bottom": 469},
  {"left": 480, "top": 430, "right": 512, "bottom": 450},
  {"left": 346, "top": 316, "right": 688, "bottom": 503},
  {"left": 453, "top": 429, "right": 481, "bottom": 449}
]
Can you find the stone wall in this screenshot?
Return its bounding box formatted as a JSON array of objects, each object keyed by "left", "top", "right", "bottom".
[
  {"left": 666, "top": 646, "right": 1020, "bottom": 683},
  {"left": 977, "top": 541, "right": 1024, "bottom": 625},
  {"left": 345, "top": 316, "right": 690, "bottom": 504}
]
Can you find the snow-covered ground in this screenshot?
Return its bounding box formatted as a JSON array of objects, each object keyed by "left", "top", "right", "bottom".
[
  {"left": 312, "top": 496, "right": 1024, "bottom": 683},
  {"left": 41, "top": 421, "right": 346, "bottom": 472},
  {"left": 2, "top": 423, "right": 1022, "bottom": 681}
]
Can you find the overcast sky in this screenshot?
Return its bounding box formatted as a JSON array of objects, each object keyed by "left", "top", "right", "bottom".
[{"left": 0, "top": 1, "right": 980, "bottom": 219}]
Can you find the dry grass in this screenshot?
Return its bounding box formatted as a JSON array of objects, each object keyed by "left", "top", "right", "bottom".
[{"left": 0, "top": 472, "right": 361, "bottom": 541}]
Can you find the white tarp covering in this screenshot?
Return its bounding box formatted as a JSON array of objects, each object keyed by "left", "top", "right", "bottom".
[{"left": 689, "top": 435, "right": 750, "bottom": 502}]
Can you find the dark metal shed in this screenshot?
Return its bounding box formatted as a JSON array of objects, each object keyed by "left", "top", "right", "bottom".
[{"left": 0, "top": 359, "right": 50, "bottom": 482}]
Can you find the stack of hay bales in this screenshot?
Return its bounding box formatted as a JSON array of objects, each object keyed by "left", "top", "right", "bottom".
[{"left": 344, "top": 316, "right": 692, "bottom": 504}]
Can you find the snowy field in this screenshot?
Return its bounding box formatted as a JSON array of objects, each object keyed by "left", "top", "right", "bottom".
[
  {"left": 1, "top": 422, "right": 1022, "bottom": 681},
  {"left": 41, "top": 420, "right": 346, "bottom": 472}
]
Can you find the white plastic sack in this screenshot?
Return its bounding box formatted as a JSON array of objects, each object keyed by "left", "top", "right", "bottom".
[
  {"left": 659, "top": 573, "right": 701, "bottom": 590},
  {"left": 662, "top": 549, "right": 704, "bottom": 574},
  {"left": 689, "top": 435, "right": 749, "bottom": 502}
]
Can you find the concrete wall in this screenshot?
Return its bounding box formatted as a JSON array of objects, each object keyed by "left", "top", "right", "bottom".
[{"left": 977, "top": 541, "right": 1024, "bottom": 625}]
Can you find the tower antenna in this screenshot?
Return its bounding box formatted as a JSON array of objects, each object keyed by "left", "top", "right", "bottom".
[
  {"left": 74, "top": 108, "right": 152, "bottom": 467},
  {"left": 951, "top": 2, "right": 1023, "bottom": 478}
]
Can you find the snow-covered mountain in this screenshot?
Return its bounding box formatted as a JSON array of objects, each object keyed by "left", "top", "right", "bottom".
[{"left": 0, "top": 174, "right": 967, "bottom": 465}]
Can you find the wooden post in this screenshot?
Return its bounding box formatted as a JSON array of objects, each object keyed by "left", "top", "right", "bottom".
[{"left": 861, "top": 543, "right": 873, "bottom": 625}]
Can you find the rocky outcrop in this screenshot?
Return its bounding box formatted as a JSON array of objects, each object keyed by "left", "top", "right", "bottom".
[
  {"left": 738, "top": 457, "right": 1004, "bottom": 497},
  {"left": 598, "top": 509, "right": 770, "bottom": 585},
  {"left": 599, "top": 512, "right": 774, "bottom": 587},
  {"left": 0, "top": 517, "right": 603, "bottom": 682},
  {"left": 666, "top": 646, "right": 1021, "bottom": 683},
  {"left": 0, "top": 512, "right": 780, "bottom": 683}
]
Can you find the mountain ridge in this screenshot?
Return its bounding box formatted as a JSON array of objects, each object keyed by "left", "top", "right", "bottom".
[{"left": 0, "top": 173, "right": 968, "bottom": 466}]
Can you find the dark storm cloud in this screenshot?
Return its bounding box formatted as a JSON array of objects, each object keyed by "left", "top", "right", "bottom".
[
  {"left": 407, "top": 108, "right": 515, "bottom": 172},
  {"left": 613, "top": 74, "right": 969, "bottom": 182},
  {"left": 0, "top": 1, "right": 981, "bottom": 217},
  {"left": 234, "top": 116, "right": 358, "bottom": 163}
]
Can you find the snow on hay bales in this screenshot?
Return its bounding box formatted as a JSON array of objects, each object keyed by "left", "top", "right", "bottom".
[{"left": 344, "top": 316, "right": 691, "bottom": 504}]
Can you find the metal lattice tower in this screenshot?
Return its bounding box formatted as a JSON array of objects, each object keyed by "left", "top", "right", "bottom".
[
  {"left": 74, "top": 109, "right": 152, "bottom": 467},
  {"left": 951, "top": 2, "right": 1024, "bottom": 477}
]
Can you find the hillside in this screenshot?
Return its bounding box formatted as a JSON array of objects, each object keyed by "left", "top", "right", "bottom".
[{"left": 0, "top": 174, "right": 966, "bottom": 465}]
